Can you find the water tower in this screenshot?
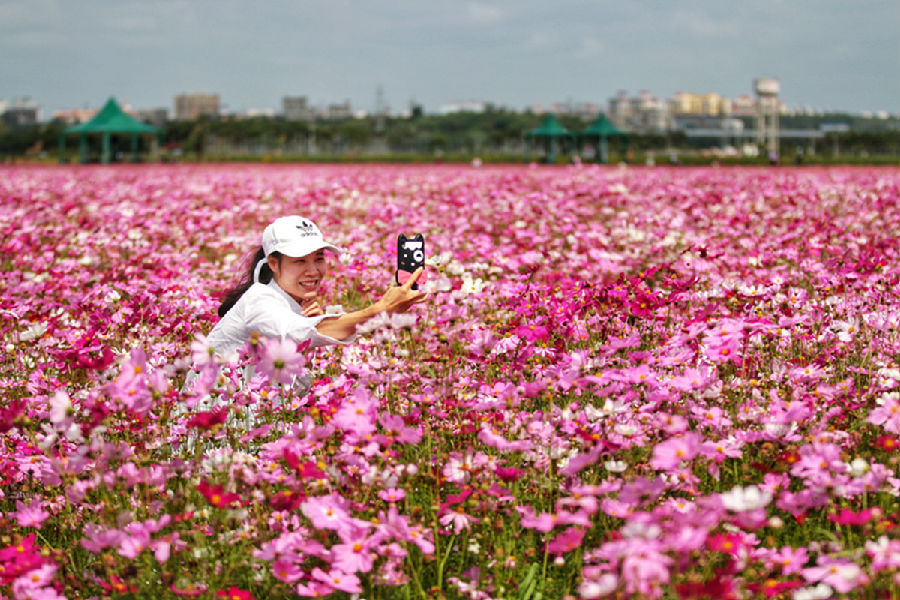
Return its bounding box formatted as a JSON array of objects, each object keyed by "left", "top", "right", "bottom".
[{"left": 754, "top": 77, "right": 780, "bottom": 158}]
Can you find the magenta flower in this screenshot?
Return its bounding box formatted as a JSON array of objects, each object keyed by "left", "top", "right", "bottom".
[{"left": 546, "top": 527, "right": 585, "bottom": 555}]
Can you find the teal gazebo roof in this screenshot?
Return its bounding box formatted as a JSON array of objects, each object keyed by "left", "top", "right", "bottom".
[
  {"left": 60, "top": 97, "right": 162, "bottom": 164},
  {"left": 576, "top": 114, "right": 627, "bottom": 140},
  {"left": 64, "top": 98, "right": 161, "bottom": 135},
  {"left": 524, "top": 114, "right": 574, "bottom": 140}
]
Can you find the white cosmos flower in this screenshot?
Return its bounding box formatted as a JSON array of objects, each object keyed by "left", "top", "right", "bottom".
[
  {"left": 19, "top": 322, "right": 47, "bottom": 342},
  {"left": 847, "top": 457, "right": 869, "bottom": 477},
  {"left": 580, "top": 574, "right": 618, "bottom": 599},
  {"left": 461, "top": 276, "right": 487, "bottom": 295},
  {"left": 604, "top": 460, "right": 627, "bottom": 473},
  {"left": 49, "top": 391, "right": 73, "bottom": 427},
  {"left": 720, "top": 485, "right": 772, "bottom": 511},
  {"left": 793, "top": 583, "right": 833, "bottom": 600}
]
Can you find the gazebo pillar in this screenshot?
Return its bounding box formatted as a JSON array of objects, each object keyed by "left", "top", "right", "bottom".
[
  {"left": 79, "top": 135, "right": 88, "bottom": 164},
  {"left": 130, "top": 134, "right": 138, "bottom": 163},
  {"left": 599, "top": 136, "right": 609, "bottom": 164},
  {"left": 101, "top": 133, "right": 111, "bottom": 164},
  {"left": 546, "top": 138, "right": 556, "bottom": 164}
]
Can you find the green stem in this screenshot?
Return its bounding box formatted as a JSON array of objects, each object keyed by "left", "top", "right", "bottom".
[
  {"left": 538, "top": 540, "right": 550, "bottom": 596},
  {"left": 437, "top": 534, "right": 456, "bottom": 591}
]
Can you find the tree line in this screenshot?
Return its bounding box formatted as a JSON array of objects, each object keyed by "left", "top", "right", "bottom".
[{"left": 2, "top": 107, "right": 898, "bottom": 163}]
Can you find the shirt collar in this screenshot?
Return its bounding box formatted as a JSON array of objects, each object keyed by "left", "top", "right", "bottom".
[{"left": 266, "top": 279, "right": 304, "bottom": 314}]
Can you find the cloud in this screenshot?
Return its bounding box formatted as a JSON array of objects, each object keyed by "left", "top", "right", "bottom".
[
  {"left": 524, "top": 31, "right": 551, "bottom": 49},
  {"left": 2, "top": 29, "right": 67, "bottom": 47},
  {"left": 102, "top": 14, "right": 160, "bottom": 32},
  {"left": 0, "top": 0, "right": 63, "bottom": 27},
  {"left": 466, "top": 2, "right": 504, "bottom": 24},
  {"left": 668, "top": 9, "right": 742, "bottom": 39},
  {"left": 576, "top": 37, "right": 605, "bottom": 59}
]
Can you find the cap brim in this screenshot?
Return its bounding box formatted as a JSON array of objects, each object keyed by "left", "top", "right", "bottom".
[{"left": 276, "top": 240, "right": 343, "bottom": 257}]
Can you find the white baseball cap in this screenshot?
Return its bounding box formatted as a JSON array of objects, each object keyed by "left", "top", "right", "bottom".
[{"left": 254, "top": 216, "right": 342, "bottom": 282}]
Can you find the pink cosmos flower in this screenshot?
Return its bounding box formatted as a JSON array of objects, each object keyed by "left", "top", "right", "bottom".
[
  {"left": 331, "top": 531, "right": 376, "bottom": 574},
  {"left": 619, "top": 538, "right": 673, "bottom": 598},
  {"left": 332, "top": 396, "right": 377, "bottom": 436},
  {"left": 11, "top": 563, "right": 57, "bottom": 598},
  {"left": 110, "top": 347, "right": 153, "bottom": 413},
  {"left": 378, "top": 506, "right": 434, "bottom": 554},
  {"left": 378, "top": 488, "right": 406, "bottom": 503},
  {"left": 868, "top": 393, "right": 900, "bottom": 434},
  {"left": 13, "top": 499, "right": 50, "bottom": 528},
  {"left": 439, "top": 509, "right": 478, "bottom": 535},
  {"left": 667, "top": 366, "right": 713, "bottom": 392},
  {"left": 769, "top": 546, "right": 809, "bottom": 576},
  {"left": 649, "top": 432, "right": 703, "bottom": 471},
  {"left": 301, "top": 494, "right": 353, "bottom": 534},
  {"left": 311, "top": 567, "right": 362, "bottom": 594},
  {"left": 866, "top": 537, "right": 900, "bottom": 572},
  {"left": 802, "top": 557, "right": 866, "bottom": 593},
  {"left": 258, "top": 337, "right": 305, "bottom": 385},
  {"left": 190, "top": 333, "right": 216, "bottom": 367},
  {"left": 272, "top": 557, "right": 304, "bottom": 583},
  {"left": 295, "top": 580, "right": 334, "bottom": 597},
  {"left": 517, "top": 507, "right": 556, "bottom": 532}
]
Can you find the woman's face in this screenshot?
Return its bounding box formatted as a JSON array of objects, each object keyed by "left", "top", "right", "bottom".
[{"left": 269, "top": 250, "right": 328, "bottom": 302}]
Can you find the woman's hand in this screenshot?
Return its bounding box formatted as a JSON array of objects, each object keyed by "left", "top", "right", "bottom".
[
  {"left": 375, "top": 267, "right": 429, "bottom": 315},
  {"left": 300, "top": 293, "right": 324, "bottom": 317}
]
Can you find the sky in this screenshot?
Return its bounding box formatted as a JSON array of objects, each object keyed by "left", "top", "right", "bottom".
[{"left": 1, "top": 0, "right": 897, "bottom": 116}]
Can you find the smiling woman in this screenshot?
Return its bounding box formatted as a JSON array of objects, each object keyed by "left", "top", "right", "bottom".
[{"left": 207, "top": 215, "right": 428, "bottom": 362}]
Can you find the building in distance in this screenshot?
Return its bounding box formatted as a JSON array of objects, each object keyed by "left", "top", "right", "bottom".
[
  {"left": 282, "top": 96, "right": 316, "bottom": 121},
  {"left": 608, "top": 90, "right": 667, "bottom": 133},
  {"left": 438, "top": 100, "right": 488, "bottom": 115},
  {"left": 324, "top": 101, "right": 352, "bottom": 120},
  {"left": 174, "top": 93, "right": 220, "bottom": 120},
  {"left": 1, "top": 97, "right": 40, "bottom": 127},
  {"left": 136, "top": 108, "right": 169, "bottom": 128},
  {"left": 532, "top": 101, "right": 600, "bottom": 120},
  {"left": 51, "top": 107, "right": 98, "bottom": 124},
  {"left": 281, "top": 97, "right": 356, "bottom": 121}
]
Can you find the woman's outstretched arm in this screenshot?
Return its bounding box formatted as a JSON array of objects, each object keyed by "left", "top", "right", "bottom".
[{"left": 314, "top": 268, "right": 428, "bottom": 340}]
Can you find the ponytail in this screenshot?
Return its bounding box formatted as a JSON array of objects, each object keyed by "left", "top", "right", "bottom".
[{"left": 217, "top": 247, "right": 281, "bottom": 318}]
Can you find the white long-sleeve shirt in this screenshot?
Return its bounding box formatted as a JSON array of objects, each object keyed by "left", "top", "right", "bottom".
[{"left": 207, "top": 280, "right": 356, "bottom": 358}]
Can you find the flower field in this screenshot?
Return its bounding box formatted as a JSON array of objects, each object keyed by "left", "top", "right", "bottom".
[{"left": 3, "top": 163, "right": 900, "bottom": 599}]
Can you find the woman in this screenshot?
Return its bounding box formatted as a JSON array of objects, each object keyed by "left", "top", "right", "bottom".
[{"left": 208, "top": 215, "right": 427, "bottom": 360}]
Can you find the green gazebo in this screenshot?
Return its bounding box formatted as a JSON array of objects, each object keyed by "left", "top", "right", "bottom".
[
  {"left": 577, "top": 114, "right": 628, "bottom": 164},
  {"left": 59, "top": 98, "right": 162, "bottom": 164},
  {"left": 524, "top": 114, "right": 574, "bottom": 163}
]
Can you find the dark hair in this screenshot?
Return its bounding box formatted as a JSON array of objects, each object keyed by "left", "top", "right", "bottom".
[{"left": 217, "top": 247, "right": 281, "bottom": 318}]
